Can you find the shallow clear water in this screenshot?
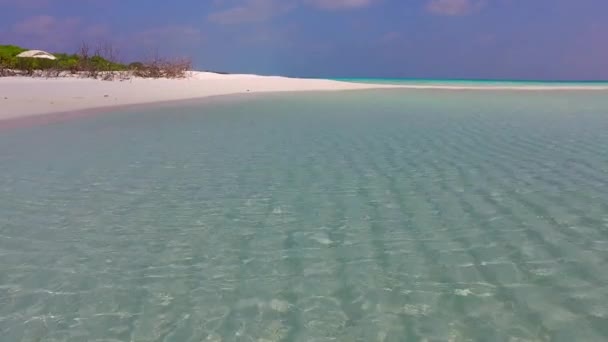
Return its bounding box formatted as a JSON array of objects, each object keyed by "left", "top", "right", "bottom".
[
  {"left": 332, "top": 78, "right": 608, "bottom": 88},
  {"left": 1, "top": 90, "right": 608, "bottom": 341}
]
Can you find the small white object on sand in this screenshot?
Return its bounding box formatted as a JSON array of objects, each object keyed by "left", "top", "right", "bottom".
[{"left": 16, "top": 50, "right": 57, "bottom": 60}]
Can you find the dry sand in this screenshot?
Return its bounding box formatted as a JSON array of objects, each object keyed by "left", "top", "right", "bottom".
[{"left": 0, "top": 72, "right": 401, "bottom": 120}]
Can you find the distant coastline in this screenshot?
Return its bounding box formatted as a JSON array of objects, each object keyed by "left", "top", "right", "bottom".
[
  {"left": 330, "top": 78, "right": 608, "bottom": 90},
  {"left": 2, "top": 72, "right": 608, "bottom": 124},
  {"left": 332, "top": 78, "right": 608, "bottom": 83}
]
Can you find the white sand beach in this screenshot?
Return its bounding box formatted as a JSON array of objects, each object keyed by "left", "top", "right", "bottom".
[
  {"left": 0, "top": 72, "right": 403, "bottom": 120},
  {"left": 3, "top": 72, "right": 608, "bottom": 121}
]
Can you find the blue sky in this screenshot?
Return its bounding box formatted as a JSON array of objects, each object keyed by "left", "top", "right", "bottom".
[{"left": 1, "top": 0, "right": 607, "bottom": 80}]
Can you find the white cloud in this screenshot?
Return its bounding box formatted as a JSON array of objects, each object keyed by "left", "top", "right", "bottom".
[
  {"left": 208, "top": 0, "right": 296, "bottom": 24},
  {"left": 305, "top": 0, "right": 376, "bottom": 10},
  {"left": 208, "top": 0, "right": 376, "bottom": 24},
  {"left": 426, "top": 0, "right": 485, "bottom": 16}
]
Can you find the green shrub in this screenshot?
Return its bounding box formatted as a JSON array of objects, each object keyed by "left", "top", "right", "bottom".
[
  {"left": 0, "top": 56, "right": 18, "bottom": 69},
  {"left": 0, "top": 45, "right": 26, "bottom": 69},
  {"left": 1, "top": 43, "right": 190, "bottom": 79},
  {"left": 57, "top": 58, "right": 79, "bottom": 72},
  {"left": 128, "top": 62, "right": 144, "bottom": 70},
  {"left": 0, "top": 45, "right": 27, "bottom": 59}
]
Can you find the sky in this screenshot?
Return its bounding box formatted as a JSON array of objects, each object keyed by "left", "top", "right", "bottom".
[{"left": 1, "top": 0, "right": 607, "bottom": 80}]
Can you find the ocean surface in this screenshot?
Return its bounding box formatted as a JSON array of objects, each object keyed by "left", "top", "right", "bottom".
[
  {"left": 1, "top": 89, "right": 608, "bottom": 341},
  {"left": 333, "top": 78, "right": 608, "bottom": 89}
]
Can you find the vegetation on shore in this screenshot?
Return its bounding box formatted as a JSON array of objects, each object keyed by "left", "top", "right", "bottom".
[{"left": 0, "top": 43, "right": 191, "bottom": 80}]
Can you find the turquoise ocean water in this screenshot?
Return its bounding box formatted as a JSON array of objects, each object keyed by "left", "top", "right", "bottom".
[
  {"left": 332, "top": 78, "right": 608, "bottom": 88},
  {"left": 1, "top": 89, "right": 608, "bottom": 341}
]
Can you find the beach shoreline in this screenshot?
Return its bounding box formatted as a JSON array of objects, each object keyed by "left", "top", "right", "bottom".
[
  {"left": 2, "top": 71, "right": 608, "bottom": 122},
  {"left": 0, "top": 91, "right": 299, "bottom": 130},
  {"left": 0, "top": 72, "right": 405, "bottom": 121}
]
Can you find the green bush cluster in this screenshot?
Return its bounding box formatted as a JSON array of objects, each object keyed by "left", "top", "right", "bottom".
[
  {"left": 0, "top": 44, "right": 129, "bottom": 73},
  {"left": 0, "top": 45, "right": 26, "bottom": 71},
  {"left": 1, "top": 44, "right": 191, "bottom": 79},
  {"left": 0, "top": 45, "right": 26, "bottom": 59}
]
